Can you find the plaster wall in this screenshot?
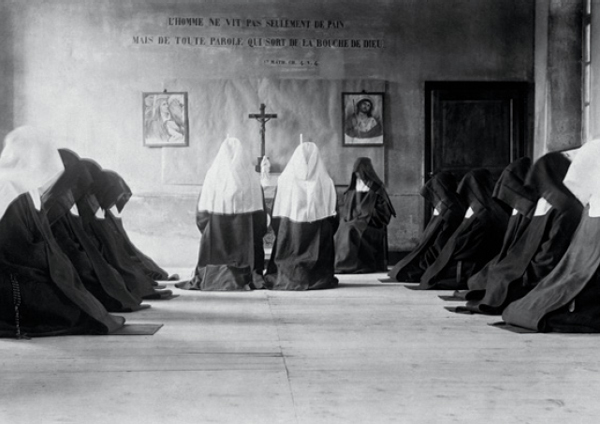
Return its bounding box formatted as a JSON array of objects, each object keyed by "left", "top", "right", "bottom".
[{"left": 1, "top": 0, "right": 534, "bottom": 266}]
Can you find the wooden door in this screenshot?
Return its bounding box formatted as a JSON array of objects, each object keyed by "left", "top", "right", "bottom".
[
  {"left": 424, "top": 81, "right": 532, "bottom": 222},
  {"left": 425, "top": 81, "right": 531, "bottom": 181}
]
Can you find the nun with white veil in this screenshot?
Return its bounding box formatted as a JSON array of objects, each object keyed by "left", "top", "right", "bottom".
[
  {"left": 177, "top": 136, "right": 268, "bottom": 291},
  {"left": 264, "top": 142, "right": 339, "bottom": 290},
  {"left": 0, "top": 126, "right": 125, "bottom": 338}
]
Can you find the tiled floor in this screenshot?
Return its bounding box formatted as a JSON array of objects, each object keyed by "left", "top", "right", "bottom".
[{"left": 1, "top": 271, "right": 599, "bottom": 424}]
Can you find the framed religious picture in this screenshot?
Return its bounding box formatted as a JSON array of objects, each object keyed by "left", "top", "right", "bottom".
[
  {"left": 342, "top": 92, "right": 384, "bottom": 146},
  {"left": 142, "top": 92, "right": 189, "bottom": 147}
]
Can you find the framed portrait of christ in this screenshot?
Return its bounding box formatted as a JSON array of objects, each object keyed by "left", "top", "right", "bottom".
[
  {"left": 143, "top": 92, "right": 189, "bottom": 147},
  {"left": 342, "top": 92, "right": 384, "bottom": 146}
]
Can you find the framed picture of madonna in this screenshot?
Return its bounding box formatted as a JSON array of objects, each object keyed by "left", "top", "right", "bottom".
[
  {"left": 143, "top": 92, "right": 189, "bottom": 147},
  {"left": 342, "top": 92, "right": 384, "bottom": 146}
]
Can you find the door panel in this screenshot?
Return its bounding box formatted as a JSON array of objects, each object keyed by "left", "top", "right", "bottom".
[
  {"left": 426, "top": 81, "right": 531, "bottom": 182},
  {"left": 424, "top": 81, "right": 532, "bottom": 223}
]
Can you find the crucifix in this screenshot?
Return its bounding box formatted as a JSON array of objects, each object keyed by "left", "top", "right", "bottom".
[{"left": 249, "top": 103, "right": 277, "bottom": 171}]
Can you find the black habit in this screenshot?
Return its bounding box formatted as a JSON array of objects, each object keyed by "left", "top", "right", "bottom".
[
  {"left": 176, "top": 137, "right": 267, "bottom": 291},
  {"left": 501, "top": 140, "right": 600, "bottom": 332},
  {"left": 387, "top": 171, "right": 465, "bottom": 282},
  {"left": 417, "top": 169, "right": 510, "bottom": 290},
  {"left": 264, "top": 142, "right": 339, "bottom": 290},
  {"left": 77, "top": 159, "right": 169, "bottom": 300},
  {"left": 334, "top": 157, "right": 396, "bottom": 274},
  {"left": 48, "top": 150, "right": 145, "bottom": 312},
  {"left": 460, "top": 152, "right": 582, "bottom": 314}
]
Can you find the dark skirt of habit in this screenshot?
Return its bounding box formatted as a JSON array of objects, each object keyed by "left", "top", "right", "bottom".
[
  {"left": 265, "top": 216, "right": 339, "bottom": 290},
  {"left": 0, "top": 194, "right": 124, "bottom": 338},
  {"left": 51, "top": 212, "right": 145, "bottom": 312},
  {"left": 502, "top": 210, "right": 600, "bottom": 332},
  {"left": 463, "top": 203, "right": 582, "bottom": 314},
  {"left": 105, "top": 211, "right": 171, "bottom": 281},
  {"left": 78, "top": 209, "right": 161, "bottom": 299},
  {"left": 334, "top": 189, "right": 394, "bottom": 274},
  {"left": 417, "top": 208, "right": 507, "bottom": 290},
  {"left": 388, "top": 213, "right": 462, "bottom": 283},
  {"left": 178, "top": 210, "right": 267, "bottom": 291},
  {"left": 466, "top": 212, "right": 531, "bottom": 292}
]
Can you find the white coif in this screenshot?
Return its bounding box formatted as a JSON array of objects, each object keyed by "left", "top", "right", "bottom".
[
  {"left": 272, "top": 142, "right": 337, "bottom": 223},
  {"left": 197, "top": 137, "right": 264, "bottom": 215}
]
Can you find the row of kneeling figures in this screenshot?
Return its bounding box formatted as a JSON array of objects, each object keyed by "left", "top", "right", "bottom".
[
  {"left": 0, "top": 128, "right": 396, "bottom": 338},
  {"left": 0, "top": 126, "right": 177, "bottom": 338},
  {"left": 387, "top": 144, "right": 600, "bottom": 334},
  {"left": 176, "top": 137, "right": 396, "bottom": 292}
]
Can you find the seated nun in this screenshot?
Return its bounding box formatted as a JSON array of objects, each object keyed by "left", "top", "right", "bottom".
[
  {"left": 78, "top": 159, "right": 172, "bottom": 300},
  {"left": 334, "top": 157, "right": 396, "bottom": 273},
  {"left": 0, "top": 126, "right": 125, "bottom": 338},
  {"left": 452, "top": 152, "right": 582, "bottom": 314},
  {"left": 176, "top": 136, "right": 267, "bottom": 291},
  {"left": 417, "top": 168, "right": 510, "bottom": 290},
  {"left": 92, "top": 167, "right": 178, "bottom": 282},
  {"left": 387, "top": 171, "right": 465, "bottom": 283},
  {"left": 264, "top": 142, "right": 339, "bottom": 290},
  {"left": 500, "top": 141, "right": 600, "bottom": 333},
  {"left": 48, "top": 149, "right": 146, "bottom": 312}
]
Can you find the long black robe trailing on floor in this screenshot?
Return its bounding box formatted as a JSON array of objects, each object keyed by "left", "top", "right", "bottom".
[
  {"left": 179, "top": 210, "right": 268, "bottom": 291},
  {"left": 77, "top": 159, "right": 169, "bottom": 300},
  {"left": 463, "top": 157, "right": 535, "bottom": 295},
  {"left": 0, "top": 194, "right": 125, "bottom": 338},
  {"left": 500, "top": 140, "right": 600, "bottom": 333},
  {"left": 266, "top": 214, "right": 339, "bottom": 290},
  {"left": 47, "top": 152, "right": 145, "bottom": 312},
  {"left": 264, "top": 142, "right": 339, "bottom": 290},
  {"left": 335, "top": 157, "right": 396, "bottom": 274},
  {"left": 387, "top": 171, "right": 465, "bottom": 283},
  {"left": 457, "top": 152, "right": 582, "bottom": 314},
  {"left": 417, "top": 169, "right": 510, "bottom": 290},
  {"left": 93, "top": 169, "right": 173, "bottom": 281}
]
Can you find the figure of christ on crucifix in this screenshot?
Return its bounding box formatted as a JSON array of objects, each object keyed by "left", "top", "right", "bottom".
[{"left": 249, "top": 103, "right": 277, "bottom": 172}]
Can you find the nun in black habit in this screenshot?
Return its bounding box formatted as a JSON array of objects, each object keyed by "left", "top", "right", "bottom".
[
  {"left": 176, "top": 136, "right": 267, "bottom": 291},
  {"left": 501, "top": 140, "right": 600, "bottom": 333},
  {"left": 47, "top": 149, "right": 146, "bottom": 312},
  {"left": 0, "top": 126, "right": 124, "bottom": 338},
  {"left": 387, "top": 171, "right": 465, "bottom": 283},
  {"left": 453, "top": 152, "right": 582, "bottom": 314},
  {"left": 334, "top": 157, "right": 396, "bottom": 274},
  {"left": 462, "top": 157, "right": 536, "bottom": 295},
  {"left": 77, "top": 159, "right": 172, "bottom": 300},
  {"left": 417, "top": 168, "right": 510, "bottom": 290},
  {"left": 264, "top": 142, "right": 339, "bottom": 290},
  {"left": 445, "top": 157, "right": 535, "bottom": 300},
  {"left": 92, "top": 168, "right": 178, "bottom": 282}
]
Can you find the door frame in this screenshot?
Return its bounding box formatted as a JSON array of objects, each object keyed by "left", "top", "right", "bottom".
[{"left": 423, "top": 81, "right": 533, "bottom": 224}]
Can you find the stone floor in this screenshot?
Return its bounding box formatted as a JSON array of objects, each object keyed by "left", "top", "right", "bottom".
[{"left": 2, "top": 270, "right": 600, "bottom": 424}]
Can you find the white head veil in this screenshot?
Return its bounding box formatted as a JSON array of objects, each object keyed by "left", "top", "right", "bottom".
[
  {"left": 272, "top": 142, "right": 337, "bottom": 222},
  {"left": 0, "top": 126, "right": 64, "bottom": 220},
  {"left": 197, "top": 137, "right": 263, "bottom": 214},
  {"left": 563, "top": 139, "right": 600, "bottom": 217}
]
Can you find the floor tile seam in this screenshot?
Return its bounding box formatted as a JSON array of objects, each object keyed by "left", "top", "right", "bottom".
[{"left": 266, "top": 293, "right": 300, "bottom": 424}]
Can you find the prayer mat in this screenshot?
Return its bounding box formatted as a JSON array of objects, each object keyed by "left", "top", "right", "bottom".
[
  {"left": 444, "top": 306, "right": 474, "bottom": 314},
  {"left": 111, "top": 324, "right": 163, "bottom": 335},
  {"left": 488, "top": 321, "right": 538, "bottom": 334},
  {"left": 144, "top": 291, "right": 180, "bottom": 300},
  {"left": 438, "top": 295, "right": 464, "bottom": 301},
  {"left": 378, "top": 278, "right": 406, "bottom": 283}
]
